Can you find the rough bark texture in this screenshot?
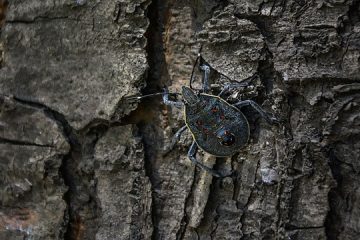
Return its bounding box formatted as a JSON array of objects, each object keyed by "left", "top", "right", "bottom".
[{"left": 0, "top": 0, "right": 359, "bottom": 240}]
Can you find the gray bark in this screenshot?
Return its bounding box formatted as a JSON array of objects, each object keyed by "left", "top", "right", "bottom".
[{"left": 0, "top": 0, "right": 359, "bottom": 240}]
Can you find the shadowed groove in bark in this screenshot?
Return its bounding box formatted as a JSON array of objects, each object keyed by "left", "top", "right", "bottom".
[
  {"left": 12, "top": 96, "right": 79, "bottom": 146},
  {"left": 10, "top": 96, "right": 80, "bottom": 239},
  {"left": 11, "top": 95, "right": 108, "bottom": 240},
  {"left": 325, "top": 147, "right": 344, "bottom": 240},
  {"left": 336, "top": 0, "right": 360, "bottom": 36},
  {"left": 140, "top": 0, "right": 170, "bottom": 239},
  {"left": 0, "top": 137, "right": 54, "bottom": 147},
  {"left": 61, "top": 125, "right": 107, "bottom": 240},
  {"left": 60, "top": 152, "right": 79, "bottom": 240},
  {"left": 5, "top": 16, "right": 72, "bottom": 24},
  {"left": 239, "top": 158, "right": 260, "bottom": 240},
  {"left": 325, "top": 1, "right": 360, "bottom": 239},
  {"left": 176, "top": 169, "right": 197, "bottom": 240}
]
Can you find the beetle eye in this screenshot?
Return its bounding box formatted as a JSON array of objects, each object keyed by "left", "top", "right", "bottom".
[
  {"left": 221, "top": 134, "right": 235, "bottom": 146},
  {"left": 217, "top": 130, "right": 235, "bottom": 146}
]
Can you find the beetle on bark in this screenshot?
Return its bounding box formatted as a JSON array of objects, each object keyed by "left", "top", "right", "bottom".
[{"left": 130, "top": 54, "right": 278, "bottom": 177}]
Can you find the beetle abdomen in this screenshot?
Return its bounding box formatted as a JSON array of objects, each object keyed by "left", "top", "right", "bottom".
[{"left": 185, "top": 94, "right": 250, "bottom": 157}]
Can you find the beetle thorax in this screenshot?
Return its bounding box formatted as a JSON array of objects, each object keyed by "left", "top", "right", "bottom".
[{"left": 182, "top": 86, "right": 200, "bottom": 105}]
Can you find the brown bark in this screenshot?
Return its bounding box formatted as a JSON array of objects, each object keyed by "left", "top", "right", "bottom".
[{"left": 0, "top": 0, "right": 359, "bottom": 239}]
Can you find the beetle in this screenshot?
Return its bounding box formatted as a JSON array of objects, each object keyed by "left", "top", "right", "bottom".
[{"left": 130, "top": 55, "right": 278, "bottom": 177}]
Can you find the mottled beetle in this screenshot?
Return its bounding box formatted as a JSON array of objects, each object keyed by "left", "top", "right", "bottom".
[{"left": 131, "top": 55, "right": 278, "bottom": 177}]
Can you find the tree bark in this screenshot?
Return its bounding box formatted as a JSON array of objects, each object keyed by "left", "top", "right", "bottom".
[{"left": 0, "top": 0, "right": 359, "bottom": 240}]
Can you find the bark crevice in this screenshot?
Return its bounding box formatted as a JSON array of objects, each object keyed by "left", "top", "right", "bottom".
[
  {"left": 0, "top": 137, "right": 54, "bottom": 148},
  {"left": 10, "top": 95, "right": 80, "bottom": 239},
  {"left": 11, "top": 95, "right": 107, "bottom": 240},
  {"left": 140, "top": 0, "right": 170, "bottom": 238}
]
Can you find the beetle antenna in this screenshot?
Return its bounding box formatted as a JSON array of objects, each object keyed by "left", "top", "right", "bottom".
[
  {"left": 126, "top": 92, "right": 163, "bottom": 100},
  {"left": 126, "top": 92, "right": 180, "bottom": 101},
  {"left": 190, "top": 45, "right": 203, "bottom": 89},
  {"left": 189, "top": 55, "right": 199, "bottom": 89}
]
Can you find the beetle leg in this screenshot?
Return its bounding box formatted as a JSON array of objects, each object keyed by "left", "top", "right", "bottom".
[
  {"left": 188, "top": 141, "right": 232, "bottom": 178},
  {"left": 190, "top": 53, "right": 201, "bottom": 90},
  {"left": 163, "top": 125, "right": 188, "bottom": 154},
  {"left": 200, "top": 64, "right": 211, "bottom": 93},
  {"left": 217, "top": 84, "right": 231, "bottom": 98},
  {"left": 218, "top": 75, "right": 256, "bottom": 98},
  {"left": 218, "top": 82, "right": 248, "bottom": 98},
  {"left": 163, "top": 88, "right": 183, "bottom": 109},
  {"left": 233, "top": 100, "right": 279, "bottom": 124}
]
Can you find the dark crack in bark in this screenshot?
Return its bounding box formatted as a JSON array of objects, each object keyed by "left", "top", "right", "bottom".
[
  {"left": 0, "top": 137, "right": 54, "bottom": 148},
  {"left": 11, "top": 95, "right": 107, "bottom": 240},
  {"left": 176, "top": 170, "right": 197, "bottom": 240},
  {"left": 239, "top": 157, "right": 260, "bottom": 240},
  {"left": 5, "top": 16, "right": 74, "bottom": 24},
  {"left": 141, "top": 0, "right": 169, "bottom": 238}
]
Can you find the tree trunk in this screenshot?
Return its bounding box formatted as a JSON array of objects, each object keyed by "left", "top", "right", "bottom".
[{"left": 0, "top": 0, "right": 359, "bottom": 239}]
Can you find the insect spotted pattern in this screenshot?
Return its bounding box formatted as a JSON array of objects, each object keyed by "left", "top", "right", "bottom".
[
  {"left": 128, "top": 54, "right": 278, "bottom": 177},
  {"left": 191, "top": 96, "right": 236, "bottom": 146}
]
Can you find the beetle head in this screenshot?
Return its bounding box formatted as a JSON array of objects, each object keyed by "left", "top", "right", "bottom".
[
  {"left": 182, "top": 86, "right": 199, "bottom": 105},
  {"left": 216, "top": 128, "right": 236, "bottom": 146}
]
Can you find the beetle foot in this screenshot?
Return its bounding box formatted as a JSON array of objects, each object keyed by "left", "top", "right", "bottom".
[
  {"left": 268, "top": 116, "right": 280, "bottom": 125},
  {"left": 263, "top": 113, "right": 281, "bottom": 125}
]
